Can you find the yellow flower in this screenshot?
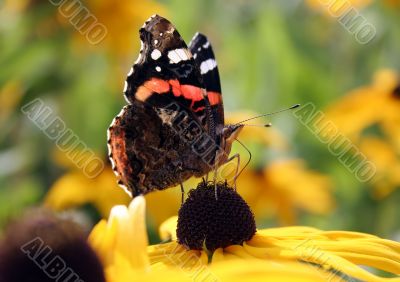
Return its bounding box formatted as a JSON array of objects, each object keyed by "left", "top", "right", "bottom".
[
  {"left": 52, "top": 0, "right": 166, "bottom": 92},
  {"left": 88, "top": 195, "right": 400, "bottom": 282},
  {"left": 325, "top": 69, "right": 399, "bottom": 141},
  {"left": 64, "top": 0, "right": 166, "bottom": 57},
  {"left": 324, "top": 69, "right": 400, "bottom": 197},
  {"left": 306, "top": 0, "right": 372, "bottom": 16},
  {"left": 358, "top": 137, "right": 400, "bottom": 199},
  {"left": 45, "top": 166, "right": 130, "bottom": 218},
  {"left": 1, "top": 0, "right": 30, "bottom": 14},
  {"left": 0, "top": 80, "right": 24, "bottom": 126},
  {"left": 237, "top": 159, "right": 334, "bottom": 225}
]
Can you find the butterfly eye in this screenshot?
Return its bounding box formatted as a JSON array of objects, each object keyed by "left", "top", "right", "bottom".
[{"left": 221, "top": 127, "right": 231, "bottom": 138}]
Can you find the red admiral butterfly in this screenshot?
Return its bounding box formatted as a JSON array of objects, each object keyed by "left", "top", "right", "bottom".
[{"left": 107, "top": 15, "right": 243, "bottom": 197}]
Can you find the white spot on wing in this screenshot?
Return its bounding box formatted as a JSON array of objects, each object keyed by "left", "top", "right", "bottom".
[
  {"left": 151, "top": 49, "right": 162, "bottom": 60},
  {"left": 176, "top": 49, "right": 189, "bottom": 60},
  {"left": 200, "top": 59, "right": 217, "bottom": 75},
  {"left": 155, "top": 66, "right": 161, "bottom": 72},
  {"left": 154, "top": 39, "right": 159, "bottom": 45},
  {"left": 168, "top": 51, "right": 180, "bottom": 64},
  {"left": 202, "top": 41, "right": 210, "bottom": 49},
  {"left": 123, "top": 81, "right": 128, "bottom": 92},
  {"left": 168, "top": 48, "right": 192, "bottom": 64}
]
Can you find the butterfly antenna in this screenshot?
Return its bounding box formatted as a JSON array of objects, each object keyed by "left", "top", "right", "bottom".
[
  {"left": 235, "top": 104, "right": 300, "bottom": 126},
  {"left": 241, "top": 123, "right": 272, "bottom": 127},
  {"left": 235, "top": 138, "right": 252, "bottom": 179}
]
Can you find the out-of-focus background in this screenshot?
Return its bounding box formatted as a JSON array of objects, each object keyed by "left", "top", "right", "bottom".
[{"left": 1, "top": 0, "right": 399, "bottom": 243}]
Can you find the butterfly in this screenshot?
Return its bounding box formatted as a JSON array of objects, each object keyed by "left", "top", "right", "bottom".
[{"left": 107, "top": 15, "right": 243, "bottom": 197}]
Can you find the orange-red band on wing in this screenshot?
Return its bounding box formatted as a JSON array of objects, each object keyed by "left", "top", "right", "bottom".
[
  {"left": 145, "top": 78, "right": 170, "bottom": 93},
  {"left": 135, "top": 78, "right": 206, "bottom": 107},
  {"left": 136, "top": 86, "right": 153, "bottom": 101},
  {"left": 207, "top": 91, "right": 222, "bottom": 106},
  {"left": 181, "top": 84, "right": 204, "bottom": 103},
  {"left": 136, "top": 78, "right": 170, "bottom": 102}
]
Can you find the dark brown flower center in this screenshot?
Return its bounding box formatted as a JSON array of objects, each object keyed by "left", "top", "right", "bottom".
[
  {"left": 177, "top": 181, "right": 256, "bottom": 252},
  {"left": 0, "top": 209, "right": 105, "bottom": 282}
]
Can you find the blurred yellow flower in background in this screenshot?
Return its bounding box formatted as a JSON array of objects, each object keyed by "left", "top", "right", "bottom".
[
  {"left": 88, "top": 196, "right": 400, "bottom": 282},
  {"left": 237, "top": 159, "right": 334, "bottom": 225},
  {"left": 306, "top": 0, "right": 372, "bottom": 15},
  {"left": 359, "top": 137, "right": 400, "bottom": 199},
  {"left": 1, "top": 0, "right": 30, "bottom": 14},
  {"left": 325, "top": 69, "right": 399, "bottom": 142},
  {"left": 0, "top": 80, "right": 24, "bottom": 126},
  {"left": 65, "top": 0, "right": 166, "bottom": 58},
  {"left": 324, "top": 69, "right": 400, "bottom": 197},
  {"left": 45, "top": 148, "right": 129, "bottom": 217},
  {"left": 45, "top": 167, "right": 130, "bottom": 217}
]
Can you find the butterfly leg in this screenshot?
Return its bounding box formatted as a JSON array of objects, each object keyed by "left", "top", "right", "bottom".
[
  {"left": 180, "top": 182, "right": 185, "bottom": 204},
  {"left": 213, "top": 151, "right": 220, "bottom": 200},
  {"left": 225, "top": 153, "right": 240, "bottom": 191}
]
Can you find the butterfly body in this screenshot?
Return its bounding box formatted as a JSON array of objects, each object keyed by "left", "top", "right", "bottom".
[{"left": 108, "top": 15, "right": 242, "bottom": 197}]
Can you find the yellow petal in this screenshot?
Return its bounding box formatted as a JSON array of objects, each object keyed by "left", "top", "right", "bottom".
[
  {"left": 243, "top": 227, "right": 400, "bottom": 281},
  {"left": 147, "top": 241, "right": 208, "bottom": 271},
  {"left": 211, "top": 259, "right": 328, "bottom": 282},
  {"left": 88, "top": 196, "right": 149, "bottom": 272},
  {"left": 159, "top": 216, "right": 178, "bottom": 241}
]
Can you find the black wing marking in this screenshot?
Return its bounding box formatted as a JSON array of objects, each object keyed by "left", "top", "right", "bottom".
[
  {"left": 123, "top": 15, "right": 213, "bottom": 132},
  {"left": 189, "top": 32, "right": 224, "bottom": 125}
]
